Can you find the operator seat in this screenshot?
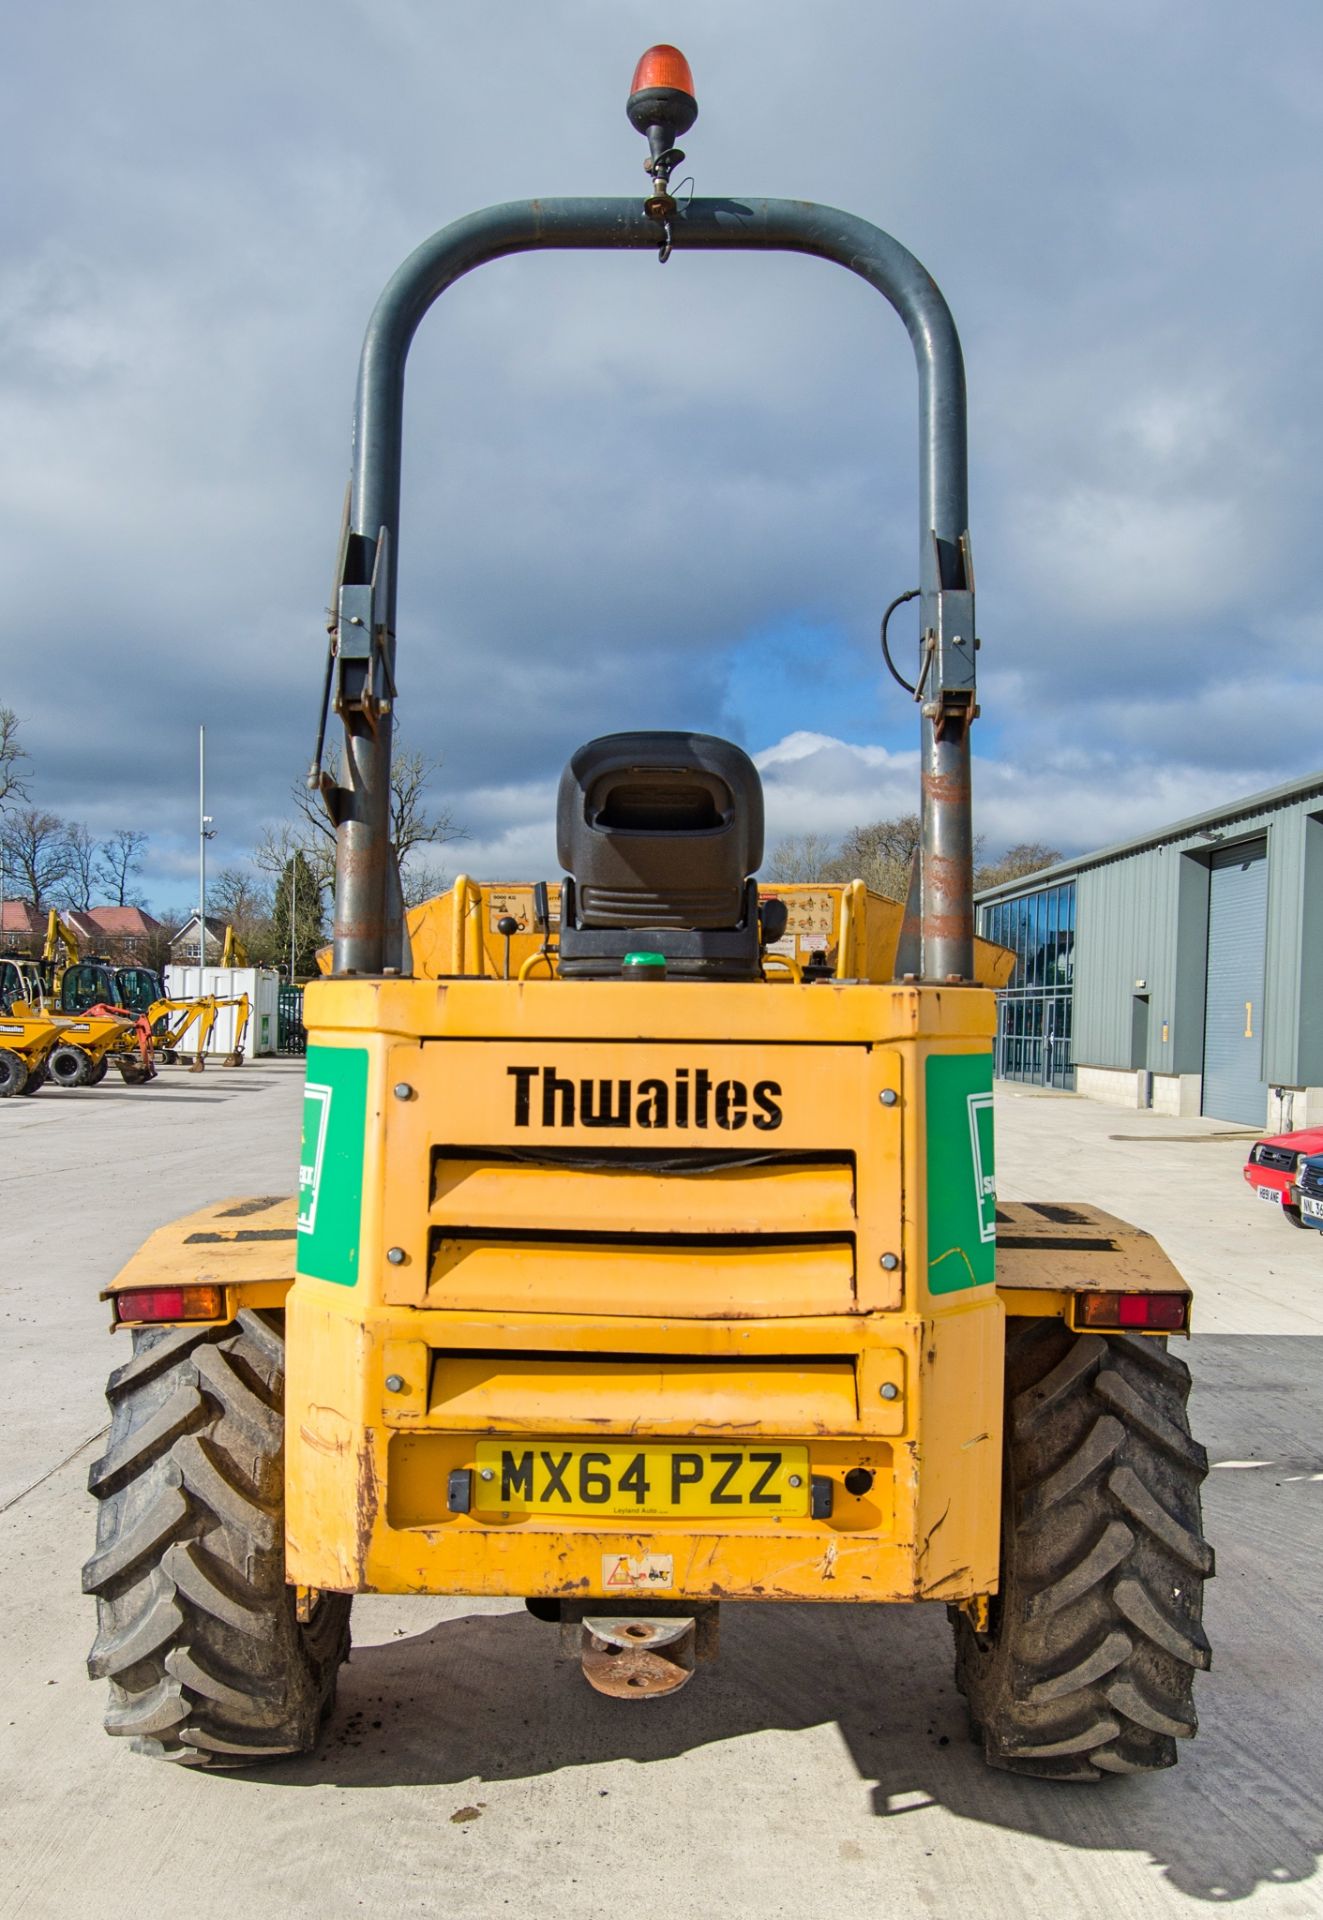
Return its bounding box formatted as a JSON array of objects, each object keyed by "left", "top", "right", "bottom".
[{"left": 555, "top": 731, "right": 767, "bottom": 979}]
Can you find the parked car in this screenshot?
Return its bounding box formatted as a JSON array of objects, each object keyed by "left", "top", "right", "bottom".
[
  {"left": 1243, "top": 1126, "right": 1323, "bottom": 1228},
  {"left": 1294, "top": 1152, "right": 1323, "bottom": 1232}
]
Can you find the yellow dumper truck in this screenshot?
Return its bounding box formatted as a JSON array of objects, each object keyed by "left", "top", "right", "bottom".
[{"left": 84, "top": 47, "right": 1210, "bottom": 1778}]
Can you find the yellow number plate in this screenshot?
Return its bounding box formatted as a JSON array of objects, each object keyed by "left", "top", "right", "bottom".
[{"left": 472, "top": 1442, "right": 810, "bottom": 1519}]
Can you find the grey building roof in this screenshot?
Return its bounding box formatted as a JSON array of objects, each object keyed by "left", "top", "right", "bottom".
[{"left": 975, "top": 767, "right": 1323, "bottom": 906}]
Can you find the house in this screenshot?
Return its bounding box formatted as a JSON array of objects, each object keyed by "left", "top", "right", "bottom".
[
  {"left": 66, "top": 906, "right": 164, "bottom": 959},
  {"left": 0, "top": 901, "right": 46, "bottom": 955},
  {"left": 167, "top": 913, "right": 229, "bottom": 964}
]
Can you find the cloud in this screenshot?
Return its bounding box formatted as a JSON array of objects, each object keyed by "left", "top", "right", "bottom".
[
  {"left": 5, "top": 0, "right": 1323, "bottom": 915},
  {"left": 418, "top": 725, "right": 1280, "bottom": 889}
]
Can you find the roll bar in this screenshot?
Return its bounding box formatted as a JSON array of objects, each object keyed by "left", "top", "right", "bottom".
[{"left": 326, "top": 197, "right": 976, "bottom": 982}]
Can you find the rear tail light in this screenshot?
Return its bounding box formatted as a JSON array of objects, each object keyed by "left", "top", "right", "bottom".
[
  {"left": 114, "top": 1284, "right": 225, "bottom": 1324},
  {"left": 1076, "top": 1291, "right": 1189, "bottom": 1333}
]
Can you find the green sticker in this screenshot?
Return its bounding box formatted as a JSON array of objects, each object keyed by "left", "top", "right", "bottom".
[
  {"left": 925, "top": 1052, "right": 996, "bottom": 1294},
  {"left": 297, "top": 1044, "right": 369, "bottom": 1286}
]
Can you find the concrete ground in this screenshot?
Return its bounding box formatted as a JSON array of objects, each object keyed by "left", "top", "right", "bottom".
[{"left": 1, "top": 1066, "right": 1319, "bottom": 1919}]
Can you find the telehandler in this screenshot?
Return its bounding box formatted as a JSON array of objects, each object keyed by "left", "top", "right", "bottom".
[{"left": 84, "top": 48, "right": 1211, "bottom": 1777}]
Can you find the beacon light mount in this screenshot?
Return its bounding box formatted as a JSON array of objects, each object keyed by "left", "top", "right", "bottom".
[{"left": 626, "top": 44, "right": 698, "bottom": 260}]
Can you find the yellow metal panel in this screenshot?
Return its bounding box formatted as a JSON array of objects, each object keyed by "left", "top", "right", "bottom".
[
  {"left": 103, "top": 1197, "right": 298, "bottom": 1293},
  {"left": 425, "top": 1236, "right": 857, "bottom": 1318},
  {"left": 397, "top": 1039, "right": 894, "bottom": 1148},
  {"left": 303, "top": 975, "right": 995, "bottom": 1047},
  {"left": 383, "top": 1309, "right": 898, "bottom": 1357},
  {"left": 280, "top": 977, "right": 1005, "bottom": 1605},
  {"left": 401, "top": 879, "right": 1013, "bottom": 988},
  {"left": 380, "top": 1037, "right": 902, "bottom": 1315},
  {"left": 913, "top": 1295, "right": 1004, "bottom": 1600},
  {"left": 431, "top": 1154, "right": 856, "bottom": 1236},
  {"left": 425, "top": 1354, "right": 859, "bottom": 1435},
  {"left": 382, "top": 1432, "right": 901, "bottom": 1593},
  {"left": 283, "top": 1291, "right": 1000, "bottom": 1602},
  {"left": 995, "top": 1202, "right": 1191, "bottom": 1300}
]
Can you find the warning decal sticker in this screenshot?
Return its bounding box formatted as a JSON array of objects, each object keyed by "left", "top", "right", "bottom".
[{"left": 602, "top": 1553, "right": 674, "bottom": 1593}]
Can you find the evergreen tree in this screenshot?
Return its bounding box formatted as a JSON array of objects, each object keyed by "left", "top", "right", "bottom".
[{"left": 272, "top": 852, "right": 324, "bottom": 979}]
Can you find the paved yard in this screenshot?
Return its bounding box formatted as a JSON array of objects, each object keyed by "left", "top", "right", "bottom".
[{"left": 1, "top": 1066, "right": 1319, "bottom": 1919}]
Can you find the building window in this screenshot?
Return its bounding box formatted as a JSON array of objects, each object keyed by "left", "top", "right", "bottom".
[{"left": 980, "top": 881, "right": 1076, "bottom": 1089}]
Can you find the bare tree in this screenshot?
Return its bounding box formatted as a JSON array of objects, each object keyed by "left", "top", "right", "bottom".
[
  {"left": 96, "top": 828, "right": 149, "bottom": 907},
  {"left": 254, "top": 821, "right": 333, "bottom": 905},
  {"left": 400, "top": 858, "right": 453, "bottom": 908},
  {"left": 1, "top": 807, "right": 74, "bottom": 910},
  {"left": 764, "top": 832, "right": 838, "bottom": 884},
  {"left": 827, "top": 815, "right": 925, "bottom": 901},
  {"left": 260, "top": 740, "right": 465, "bottom": 908},
  {"left": 294, "top": 743, "right": 464, "bottom": 863},
  {"left": 974, "top": 842, "right": 1061, "bottom": 892},
  {"left": 0, "top": 708, "right": 29, "bottom": 810},
  {"left": 56, "top": 822, "right": 98, "bottom": 910},
  {"left": 209, "top": 866, "right": 273, "bottom": 937}
]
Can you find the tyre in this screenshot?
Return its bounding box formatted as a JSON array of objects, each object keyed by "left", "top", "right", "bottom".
[
  {"left": 48, "top": 1043, "right": 93, "bottom": 1089},
  {"left": 1282, "top": 1204, "right": 1308, "bottom": 1230},
  {"left": 19, "top": 1065, "right": 46, "bottom": 1095},
  {"left": 953, "top": 1318, "right": 1212, "bottom": 1779},
  {"left": 88, "top": 1056, "right": 110, "bottom": 1086},
  {"left": 0, "top": 1047, "right": 29, "bottom": 1097},
  {"left": 83, "top": 1310, "right": 351, "bottom": 1766}
]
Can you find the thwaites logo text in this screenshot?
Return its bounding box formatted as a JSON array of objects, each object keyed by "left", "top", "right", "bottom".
[{"left": 507, "top": 1064, "right": 783, "bottom": 1132}]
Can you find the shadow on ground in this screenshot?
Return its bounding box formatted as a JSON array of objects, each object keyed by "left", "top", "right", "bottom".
[
  {"left": 241, "top": 1336, "right": 1323, "bottom": 1905},
  {"left": 238, "top": 1595, "right": 1316, "bottom": 1904}
]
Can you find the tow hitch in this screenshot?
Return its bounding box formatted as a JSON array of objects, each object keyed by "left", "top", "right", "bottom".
[{"left": 549, "top": 1601, "right": 720, "bottom": 1698}]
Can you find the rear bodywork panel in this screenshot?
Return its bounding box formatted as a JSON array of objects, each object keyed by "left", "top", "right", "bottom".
[
  {"left": 103, "top": 884, "right": 1186, "bottom": 1614},
  {"left": 290, "top": 973, "right": 1005, "bottom": 1606}
]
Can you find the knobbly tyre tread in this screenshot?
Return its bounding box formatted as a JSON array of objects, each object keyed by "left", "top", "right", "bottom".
[
  {"left": 83, "top": 1310, "right": 351, "bottom": 1766},
  {"left": 953, "top": 1319, "right": 1212, "bottom": 1780},
  {"left": 0, "top": 1047, "right": 29, "bottom": 1096},
  {"left": 47, "top": 1043, "right": 93, "bottom": 1089}
]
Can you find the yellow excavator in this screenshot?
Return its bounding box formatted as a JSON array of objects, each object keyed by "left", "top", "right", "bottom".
[
  {"left": 84, "top": 48, "right": 1211, "bottom": 1778},
  {"left": 220, "top": 924, "right": 248, "bottom": 968},
  {"left": 150, "top": 992, "right": 251, "bottom": 1071}
]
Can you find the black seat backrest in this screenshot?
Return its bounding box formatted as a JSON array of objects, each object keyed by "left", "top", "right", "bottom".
[
  {"left": 557, "top": 732, "right": 763, "bottom": 930},
  {"left": 555, "top": 732, "right": 765, "bottom": 977}
]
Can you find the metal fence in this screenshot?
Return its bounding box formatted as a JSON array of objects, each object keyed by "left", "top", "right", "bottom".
[
  {"left": 994, "top": 987, "right": 1075, "bottom": 1090},
  {"left": 277, "top": 986, "right": 306, "bottom": 1056}
]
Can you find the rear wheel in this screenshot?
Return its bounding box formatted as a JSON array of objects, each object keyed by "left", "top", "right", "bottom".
[
  {"left": 18, "top": 1065, "right": 46, "bottom": 1094},
  {"left": 48, "top": 1043, "right": 93, "bottom": 1089},
  {"left": 0, "top": 1048, "right": 29, "bottom": 1097},
  {"left": 954, "top": 1319, "right": 1212, "bottom": 1779},
  {"left": 88, "top": 1056, "right": 110, "bottom": 1086},
  {"left": 83, "top": 1310, "right": 351, "bottom": 1766}
]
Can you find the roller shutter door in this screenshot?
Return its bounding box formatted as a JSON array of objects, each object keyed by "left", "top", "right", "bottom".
[{"left": 1201, "top": 839, "right": 1268, "bottom": 1124}]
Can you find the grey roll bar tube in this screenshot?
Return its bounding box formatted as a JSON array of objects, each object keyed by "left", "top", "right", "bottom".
[{"left": 330, "top": 196, "right": 976, "bottom": 981}]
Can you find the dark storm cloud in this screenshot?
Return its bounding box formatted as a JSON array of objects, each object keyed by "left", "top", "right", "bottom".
[{"left": 4, "top": 0, "right": 1322, "bottom": 907}]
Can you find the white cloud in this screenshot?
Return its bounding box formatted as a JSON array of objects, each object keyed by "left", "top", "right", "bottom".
[
  {"left": 6, "top": 0, "right": 1323, "bottom": 914},
  {"left": 409, "top": 726, "right": 1279, "bottom": 891}
]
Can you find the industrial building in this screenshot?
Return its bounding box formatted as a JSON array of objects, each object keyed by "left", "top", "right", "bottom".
[{"left": 975, "top": 769, "right": 1323, "bottom": 1130}]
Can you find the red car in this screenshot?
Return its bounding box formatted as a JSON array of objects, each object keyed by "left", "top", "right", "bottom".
[{"left": 1243, "top": 1126, "right": 1323, "bottom": 1228}]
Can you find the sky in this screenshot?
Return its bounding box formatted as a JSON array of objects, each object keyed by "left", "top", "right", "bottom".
[{"left": 6, "top": 0, "right": 1323, "bottom": 914}]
